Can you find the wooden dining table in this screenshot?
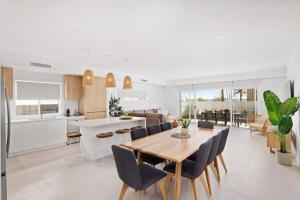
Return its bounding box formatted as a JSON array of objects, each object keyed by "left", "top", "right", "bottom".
[{"left": 122, "top": 125, "right": 224, "bottom": 200}]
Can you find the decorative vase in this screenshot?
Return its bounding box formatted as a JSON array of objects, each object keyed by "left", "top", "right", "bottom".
[
  {"left": 275, "top": 151, "right": 292, "bottom": 166},
  {"left": 181, "top": 127, "right": 189, "bottom": 136},
  {"left": 172, "top": 120, "right": 179, "bottom": 128}
]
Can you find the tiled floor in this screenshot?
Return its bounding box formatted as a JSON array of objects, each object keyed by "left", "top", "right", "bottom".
[{"left": 7, "top": 127, "right": 300, "bottom": 200}]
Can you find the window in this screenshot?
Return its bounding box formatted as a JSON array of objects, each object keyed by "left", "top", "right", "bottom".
[
  {"left": 16, "top": 81, "right": 61, "bottom": 116},
  {"left": 16, "top": 100, "right": 39, "bottom": 115}
]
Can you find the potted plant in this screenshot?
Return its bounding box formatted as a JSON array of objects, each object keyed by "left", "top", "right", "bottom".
[
  {"left": 263, "top": 90, "right": 300, "bottom": 165},
  {"left": 178, "top": 118, "right": 191, "bottom": 136},
  {"left": 109, "top": 96, "right": 125, "bottom": 117}
]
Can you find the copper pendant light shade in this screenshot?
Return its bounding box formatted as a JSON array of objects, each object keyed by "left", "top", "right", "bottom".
[
  {"left": 82, "top": 69, "right": 95, "bottom": 87},
  {"left": 123, "top": 75, "right": 132, "bottom": 89},
  {"left": 105, "top": 72, "right": 116, "bottom": 88}
]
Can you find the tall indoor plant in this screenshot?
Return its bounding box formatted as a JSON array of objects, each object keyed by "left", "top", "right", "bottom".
[{"left": 263, "top": 90, "right": 300, "bottom": 165}]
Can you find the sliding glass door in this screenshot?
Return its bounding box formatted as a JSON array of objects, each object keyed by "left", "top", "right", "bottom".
[
  {"left": 180, "top": 86, "right": 257, "bottom": 128},
  {"left": 232, "top": 88, "right": 257, "bottom": 127}
]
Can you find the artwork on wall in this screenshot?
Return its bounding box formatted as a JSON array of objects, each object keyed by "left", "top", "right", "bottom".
[{"left": 290, "top": 80, "right": 295, "bottom": 97}]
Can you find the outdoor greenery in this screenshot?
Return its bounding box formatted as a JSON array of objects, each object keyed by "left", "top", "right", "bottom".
[
  {"left": 263, "top": 90, "right": 300, "bottom": 153},
  {"left": 109, "top": 96, "right": 125, "bottom": 117},
  {"left": 178, "top": 118, "right": 191, "bottom": 128}
]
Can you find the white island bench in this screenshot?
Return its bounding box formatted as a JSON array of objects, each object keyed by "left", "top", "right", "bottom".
[{"left": 70, "top": 117, "right": 146, "bottom": 160}]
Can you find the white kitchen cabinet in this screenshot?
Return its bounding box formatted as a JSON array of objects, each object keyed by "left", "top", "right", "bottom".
[
  {"left": 22, "top": 121, "right": 47, "bottom": 151},
  {"left": 46, "top": 119, "right": 67, "bottom": 145},
  {"left": 10, "top": 118, "right": 69, "bottom": 155},
  {"left": 9, "top": 123, "right": 23, "bottom": 153}
]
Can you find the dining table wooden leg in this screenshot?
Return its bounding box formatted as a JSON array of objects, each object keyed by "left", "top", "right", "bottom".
[{"left": 174, "top": 162, "right": 182, "bottom": 200}]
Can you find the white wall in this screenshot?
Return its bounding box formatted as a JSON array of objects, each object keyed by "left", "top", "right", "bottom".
[
  {"left": 10, "top": 69, "right": 78, "bottom": 119},
  {"left": 256, "top": 77, "right": 289, "bottom": 116},
  {"left": 287, "top": 37, "right": 300, "bottom": 166},
  {"left": 163, "top": 86, "right": 180, "bottom": 116},
  {"left": 107, "top": 80, "right": 166, "bottom": 113}
]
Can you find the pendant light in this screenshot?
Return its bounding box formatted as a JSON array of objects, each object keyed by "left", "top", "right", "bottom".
[
  {"left": 105, "top": 72, "right": 116, "bottom": 88},
  {"left": 123, "top": 75, "right": 132, "bottom": 89},
  {"left": 82, "top": 69, "right": 95, "bottom": 87}
]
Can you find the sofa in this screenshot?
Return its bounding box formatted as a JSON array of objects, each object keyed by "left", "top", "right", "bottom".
[{"left": 127, "top": 110, "right": 165, "bottom": 127}]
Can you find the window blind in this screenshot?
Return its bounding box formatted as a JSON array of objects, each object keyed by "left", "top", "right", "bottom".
[{"left": 16, "top": 81, "right": 61, "bottom": 100}]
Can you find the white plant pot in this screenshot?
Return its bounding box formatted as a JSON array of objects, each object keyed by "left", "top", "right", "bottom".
[
  {"left": 275, "top": 151, "right": 292, "bottom": 166},
  {"left": 181, "top": 128, "right": 189, "bottom": 135}
]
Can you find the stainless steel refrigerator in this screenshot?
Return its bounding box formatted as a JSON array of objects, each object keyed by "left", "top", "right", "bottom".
[{"left": 1, "top": 74, "right": 11, "bottom": 200}]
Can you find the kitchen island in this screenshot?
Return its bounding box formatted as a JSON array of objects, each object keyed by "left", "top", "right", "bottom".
[{"left": 70, "top": 117, "right": 146, "bottom": 160}]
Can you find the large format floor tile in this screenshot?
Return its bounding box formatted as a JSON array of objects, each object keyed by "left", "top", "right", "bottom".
[{"left": 6, "top": 127, "right": 300, "bottom": 200}]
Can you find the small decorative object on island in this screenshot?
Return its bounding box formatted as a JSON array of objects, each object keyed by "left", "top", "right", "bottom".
[
  {"left": 263, "top": 90, "right": 300, "bottom": 166},
  {"left": 109, "top": 96, "right": 125, "bottom": 117},
  {"left": 119, "top": 115, "right": 133, "bottom": 120}
]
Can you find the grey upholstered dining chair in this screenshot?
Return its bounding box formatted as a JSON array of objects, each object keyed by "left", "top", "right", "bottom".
[
  {"left": 187, "top": 132, "right": 222, "bottom": 195},
  {"left": 112, "top": 145, "right": 167, "bottom": 200},
  {"left": 216, "top": 128, "right": 230, "bottom": 175},
  {"left": 163, "top": 138, "right": 213, "bottom": 200},
  {"left": 198, "top": 121, "right": 214, "bottom": 129},
  {"left": 147, "top": 124, "right": 162, "bottom": 135},
  {"left": 160, "top": 122, "right": 172, "bottom": 131},
  {"left": 130, "top": 128, "right": 165, "bottom": 166},
  {"left": 205, "top": 132, "right": 223, "bottom": 194}
]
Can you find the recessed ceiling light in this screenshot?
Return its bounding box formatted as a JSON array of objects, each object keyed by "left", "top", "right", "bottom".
[{"left": 217, "top": 35, "right": 224, "bottom": 39}]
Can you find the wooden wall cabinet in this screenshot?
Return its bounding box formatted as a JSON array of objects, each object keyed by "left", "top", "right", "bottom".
[
  {"left": 1, "top": 66, "right": 13, "bottom": 100},
  {"left": 64, "top": 75, "right": 82, "bottom": 100},
  {"left": 79, "top": 77, "right": 107, "bottom": 119},
  {"left": 85, "top": 111, "right": 106, "bottom": 120}
]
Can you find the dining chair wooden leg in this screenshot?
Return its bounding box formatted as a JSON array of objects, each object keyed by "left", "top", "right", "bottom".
[
  {"left": 135, "top": 191, "right": 141, "bottom": 200},
  {"left": 137, "top": 151, "right": 143, "bottom": 164},
  {"left": 199, "top": 174, "right": 210, "bottom": 197},
  {"left": 214, "top": 158, "right": 221, "bottom": 182},
  {"left": 174, "top": 162, "right": 182, "bottom": 200},
  {"left": 204, "top": 166, "right": 212, "bottom": 195},
  {"left": 190, "top": 179, "right": 198, "bottom": 200},
  {"left": 209, "top": 162, "right": 219, "bottom": 183},
  {"left": 218, "top": 154, "right": 228, "bottom": 173},
  {"left": 119, "top": 183, "right": 129, "bottom": 200},
  {"left": 165, "top": 172, "right": 173, "bottom": 194},
  {"left": 158, "top": 180, "right": 167, "bottom": 200}
]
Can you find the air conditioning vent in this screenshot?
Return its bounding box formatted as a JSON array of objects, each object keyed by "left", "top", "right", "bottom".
[
  {"left": 30, "top": 62, "right": 52, "bottom": 69},
  {"left": 141, "top": 79, "right": 148, "bottom": 83}
]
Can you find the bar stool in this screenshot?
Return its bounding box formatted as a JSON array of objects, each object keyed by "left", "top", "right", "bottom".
[
  {"left": 115, "top": 128, "right": 130, "bottom": 144},
  {"left": 96, "top": 132, "right": 114, "bottom": 165},
  {"left": 65, "top": 131, "right": 85, "bottom": 164},
  {"left": 66, "top": 131, "right": 82, "bottom": 145}
]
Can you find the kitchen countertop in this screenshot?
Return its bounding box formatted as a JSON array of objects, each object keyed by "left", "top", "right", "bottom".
[
  {"left": 11, "top": 115, "right": 85, "bottom": 124},
  {"left": 70, "top": 117, "right": 146, "bottom": 128}
]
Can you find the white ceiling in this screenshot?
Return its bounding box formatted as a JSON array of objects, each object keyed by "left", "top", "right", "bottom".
[{"left": 1, "top": 0, "right": 300, "bottom": 84}]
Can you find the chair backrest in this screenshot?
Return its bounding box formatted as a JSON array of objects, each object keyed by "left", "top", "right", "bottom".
[
  {"left": 198, "top": 121, "right": 214, "bottom": 129},
  {"left": 192, "top": 138, "right": 213, "bottom": 179},
  {"left": 130, "top": 128, "right": 148, "bottom": 141},
  {"left": 147, "top": 124, "right": 162, "bottom": 135},
  {"left": 217, "top": 128, "right": 229, "bottom": 155},
  {"left": 207, "top": 132, "right": 222, "bottom": 165},
  {"left": 111, "top": 145, "right": 142, "bottom": 189},
  {"left": 160, "top": 122, "right": 172, "bottom": 131}
]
